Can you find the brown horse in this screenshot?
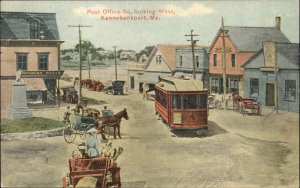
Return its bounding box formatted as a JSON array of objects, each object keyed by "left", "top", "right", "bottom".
[{"left": 96, "top": 108, "right": 129, "bottom": 139}]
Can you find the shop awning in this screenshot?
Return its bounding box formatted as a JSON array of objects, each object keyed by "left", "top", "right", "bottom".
[{"left": 23, "top": 78, "right": 47, "bottom": 91}]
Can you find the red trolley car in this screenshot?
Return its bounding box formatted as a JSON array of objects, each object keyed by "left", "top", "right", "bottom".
[{"left": 155, "top": 76, "right": 208, "bottom": 131}]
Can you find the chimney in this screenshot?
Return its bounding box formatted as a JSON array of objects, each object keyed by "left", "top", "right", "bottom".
[{"left": 275, "top": 16, "right": 281, "bottom": 30}]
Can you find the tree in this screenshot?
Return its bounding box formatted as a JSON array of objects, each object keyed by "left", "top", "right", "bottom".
[
  {"left": 107, "top": 53, "right": 115, "bottom": 60},
  {"left": 74, "top": 40, "right": 96, "bottom": 61}
]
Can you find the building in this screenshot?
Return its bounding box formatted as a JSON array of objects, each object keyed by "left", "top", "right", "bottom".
[
  {"left": 242, "top": 42, "right": 299, "bottom": 112},
  {"left": 127, "top": 44, "right": 209, "bottom": 94},
  {"left": 174, "top": 47, "right": 209, "bottom": 89},
  {"left": 0, "top": 11, "right": 64, "bottom": 117},
  {"left": 120, "top": 50, "right": 136, "bottom": 60},
  {"left": 209, "top": 17, "right": 290, "bottom": 96}
]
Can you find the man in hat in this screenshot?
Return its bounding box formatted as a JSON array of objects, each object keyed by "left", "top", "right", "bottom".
[{"left": 86, "top": 128, "right": 100, "bottom": 158}]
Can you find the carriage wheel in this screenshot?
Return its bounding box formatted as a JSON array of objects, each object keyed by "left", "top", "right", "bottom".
[{"left": 63, "top": 122, "right": 76, "bottom": 143}]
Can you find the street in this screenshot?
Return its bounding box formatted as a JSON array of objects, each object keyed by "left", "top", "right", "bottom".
[{"left": 1, "top": 84, "right": 299, "bottom": 187}]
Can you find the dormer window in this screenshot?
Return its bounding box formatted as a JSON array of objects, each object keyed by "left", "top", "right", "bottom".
[{"left": 30, "top": 20, "right": 39, "bottom": 39}]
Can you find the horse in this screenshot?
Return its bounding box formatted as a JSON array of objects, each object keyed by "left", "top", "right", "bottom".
[{"left": 96, "top": 108, "right": 129, "bottom": 139}]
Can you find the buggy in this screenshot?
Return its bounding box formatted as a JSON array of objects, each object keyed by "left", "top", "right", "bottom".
[{"left": 104, "top": 81, "right": 125, "bottom": 95}]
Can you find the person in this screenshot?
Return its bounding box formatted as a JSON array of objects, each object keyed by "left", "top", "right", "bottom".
[
  {"left": 63, "top": 106, "right": 71, "bottom": 122},
  {"left": 86, "top": 128, "right": 100, "bottom": 158}
]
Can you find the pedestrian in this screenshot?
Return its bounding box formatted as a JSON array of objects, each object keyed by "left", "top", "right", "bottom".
[{"left": 86, "top": 128, "right": 100, "bottom": 158}]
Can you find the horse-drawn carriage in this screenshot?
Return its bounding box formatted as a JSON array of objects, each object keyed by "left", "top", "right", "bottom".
[
  {"left": 81, "top": 79, "right": 105, "bottom": 92},
  {"left": 104, "top": 80, "right": 125, "bottom": 95},
  {"left": 62, "top": 143, "right": 121, "bottom": 188},
  {"left": 233, "top": 95, "right": 262, "bottom": 116},
  {"left": 61, "top": 86, "right": 78, "bottom": 104},
  {"left": 63, "top": 108, "right": 129, "bottom": 143}
]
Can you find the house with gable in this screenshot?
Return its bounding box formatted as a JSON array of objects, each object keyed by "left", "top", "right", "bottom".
[
  {"left": 0, "top": 11, "right": 64, "bottom": 117},
  {"left": 209, "top": 17, "right": 290, "bottom": 96},
  {"left": 242, "top": 42, "right": 299, "bottom": 112},
  {"left": 127, "top": 44, "right": 209, "bottom": 94}
]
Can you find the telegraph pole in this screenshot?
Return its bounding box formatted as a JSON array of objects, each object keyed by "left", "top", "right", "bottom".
[
  {"left": 113, "top": 46, "right": 118, "bottom": 80},
  {"left": 185, "top": 30, "right": 199, "bottom": 80},
  {"left": 68, "top": 24, "right": 92, "bottom": 103},
  {"left": 221, "top": 16, "right": 227, "bottom": 97}
]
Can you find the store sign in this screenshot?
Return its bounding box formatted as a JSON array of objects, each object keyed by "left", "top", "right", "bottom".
[{"left": 21, "top": 70, "right": 64, "bottom": 78}]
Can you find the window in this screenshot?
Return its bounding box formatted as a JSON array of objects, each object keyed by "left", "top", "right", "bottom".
[
  {"left": 183, "top": 94, "right": 197, "bottom": 109},
  {"left": 155, "top": 89, "right": 167, "bottom": 108},
  {"left": 156, "top": 56, "right": 162, "bottom": 65},
  {"left": 179, "top": 55, "right": 183, "bottom": 67},
  {"left": 229, "top": 78, "right": 239, "bottom": 94},
  {"left": 213, "top": 54, "right": 217, "bottom": 67},
  {"left": 38, "top": 53, "right": 49, "bottom": 70},
  {"left": 211, "top": 77, "right": 219, "bottom": 93},
  {"left": 231, "top": 54, "right": 236, "bottom": 67},
  {"left": 285, "top": 80, "right": 296, "bottom": 101},
  {"left": 196, "top": 56, "right": 199, "bottom": 68},
  {"left": 198, "top": 94, "right": 207, "bottom": 109},
  {"left": 250, "top": 78, "right": 259, "bottom": 97},
  {"left": 30, "top": 20, "right": 39, "bottom": 39},
  {"left": 16, "top": 53, "right": 28, "bottom": 70},
  {"left": 172, "top": 94, "right": 181, "bottom": 109}
]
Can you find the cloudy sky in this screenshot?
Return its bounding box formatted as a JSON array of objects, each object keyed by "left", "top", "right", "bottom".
[{"left": 1, "top": 0, "right": 299, "bottom": 51}]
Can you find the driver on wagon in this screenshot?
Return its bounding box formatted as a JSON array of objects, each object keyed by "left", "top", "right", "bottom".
[{"left": 86, "top": 128, "right": 100, "bottom": 158}]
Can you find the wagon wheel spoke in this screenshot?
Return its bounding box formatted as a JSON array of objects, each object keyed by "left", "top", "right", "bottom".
[{"left": 63, "top": 123, "right": 76, "bottom": 143}]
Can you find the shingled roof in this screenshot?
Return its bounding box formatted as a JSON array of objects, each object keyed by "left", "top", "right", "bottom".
[
  {"left": 0, "top": 11, "right": 60, "bottom": 40},
  {"left": 210, "top": 26, "right": 290, "bottom": 52},
  {"left": 277, "top": 43, "right": 299, "bottom": 66}
]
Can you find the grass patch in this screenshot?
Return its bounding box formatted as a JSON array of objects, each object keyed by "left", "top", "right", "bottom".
[
  {"left": 1, "top": 117, "right": 65, "bottom": 134},
  {"left": 83, "top": 97, "right": 107, "bottom": 105}
]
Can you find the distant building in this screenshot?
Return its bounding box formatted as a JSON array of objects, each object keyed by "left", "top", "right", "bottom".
[
  {"left": 209, "top": 17, "right": 290, "bottom": 96},
  {"left": 0, "top": 11, "right": 64, "bottom": 117},
  {"left": 242, "top": 42, "right": 299, "bottom": 112},
  {"left": 120, "top": 50, "right": 136, "bottom": 60}
]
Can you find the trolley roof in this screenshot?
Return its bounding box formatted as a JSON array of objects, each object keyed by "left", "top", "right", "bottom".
[{"left": 155, "top": 76, "right": 207, "bottom": 92}]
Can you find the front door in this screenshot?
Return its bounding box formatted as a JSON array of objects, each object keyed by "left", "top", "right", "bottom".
[{"left": 266, "top": 83, "right": 275, "bottom": 106}]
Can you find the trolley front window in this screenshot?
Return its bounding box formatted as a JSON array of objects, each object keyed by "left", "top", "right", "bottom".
[
  {"left": 172, "top": 94, "right": 181, "bottom": 109},
  {"left": 183, "top": 94, "right": 197, "bottom": 109}
]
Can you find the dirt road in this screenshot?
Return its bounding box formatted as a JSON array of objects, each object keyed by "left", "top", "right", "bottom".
[{"left": 1, "top": 67, "right": 299, "bottom": 187}]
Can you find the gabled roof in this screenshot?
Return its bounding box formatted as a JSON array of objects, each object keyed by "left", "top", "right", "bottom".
[
  {"left": 277, "top": 43, "right": 299, "bottom": 66},
  {"left": 0, "top": 11, "right": 60, "bottom": 40},
  {"left": 242, "top": 43, "right": 299, "bottom": 69},
  {"left": 145, "top": 44, "right": 207, "bottom": 71},
  {"left": 210, "top": 26, "right": 290, "bottom": 52}
]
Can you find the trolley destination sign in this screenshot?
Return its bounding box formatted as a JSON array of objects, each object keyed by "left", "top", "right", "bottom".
[{"left": 21, "top": 70, "right": 64, "bottom": 78}]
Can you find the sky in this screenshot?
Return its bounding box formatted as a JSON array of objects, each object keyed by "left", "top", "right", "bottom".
[{"left": 1, "top": 0, "right": 299, "bottom": 52}]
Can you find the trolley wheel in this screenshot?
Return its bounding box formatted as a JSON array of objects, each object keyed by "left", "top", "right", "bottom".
[{"left": 63, "top": 122, "right": 76, "bottom": 143}]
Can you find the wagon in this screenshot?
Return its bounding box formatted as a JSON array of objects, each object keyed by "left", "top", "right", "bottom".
[
  {"left": 61, "top": 86, "right": 78, "bottom": 104},
  {"left": 239, "top": 98, "right": 262, "bottom": 116},
  {"left": 62, "top": 153, "right": 121, "bottom": 188},
  {"left": 104, "top": 80, "right": 125, "bottom": 95},
  {"left": 63, "top": 113, "right": 98, "bottom": 143}
]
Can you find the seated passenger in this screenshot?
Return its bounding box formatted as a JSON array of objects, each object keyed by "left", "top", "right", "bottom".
[{"left": 86, "top": 128, "right": 100, "bottom": 158}]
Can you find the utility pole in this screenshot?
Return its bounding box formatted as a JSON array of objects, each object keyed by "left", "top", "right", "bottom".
[
  {"left": 274, "top": 43, "right": 279, "bottom": 114},
  {"left": 68, "top": 24, "right": 92, "bottom": 103},
  {"left": 185, "top": 29, "right": 199, "bottom": 80},
  {"left": 221, "top": 16, "right": 227, "bottom": 97},
  {"left": 113, "top": 46, "right": 118, "bottom": 80},
  {"left": 88, "top": 52, "right": 91, "bottom": 79}
]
